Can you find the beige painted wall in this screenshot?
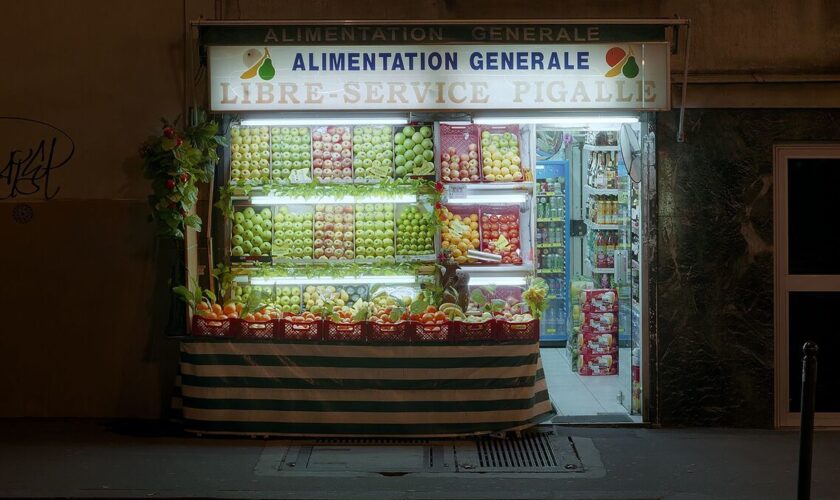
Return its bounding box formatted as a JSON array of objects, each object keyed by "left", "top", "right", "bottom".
[{"left": 0, "top": 0, "right": 837, "bottom": 418}]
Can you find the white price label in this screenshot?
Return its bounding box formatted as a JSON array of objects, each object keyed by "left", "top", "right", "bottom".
[{"left": 447, "top": 184, "right": 467, "bottom": 199}]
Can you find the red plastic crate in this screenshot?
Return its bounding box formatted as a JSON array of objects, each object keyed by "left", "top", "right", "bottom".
[
  {"left": 235, "top": 318, "right": 277, "bottom": 339},
  {"left": 439, "top": 123, "right": 481, "bottom": 183},
  {"left": 412, "top": 320, "right": 451, "bottom": 342},
  {"left": 324, "top": 321, "right": 365, "bottom": 342},
  {"left": 477, "top": 124, "right": 526, "bottom": 182},
  {"left": 282, "top": 319, "right": 322, "bottom": 340},
  {"left": 367, "top": 321, "right": 412, "bottom": 342},
  {"left": 494, "top": 319, "right": 539, "bottom": 341},
  {"left": 191, "top": 315, "right": 233, "bottom": 338},
  {"left": 452, "top": 319, "right": 495, "bottom": 341},
  {"left": 479, "top": 205, "right": 523, "bottom": 265}
]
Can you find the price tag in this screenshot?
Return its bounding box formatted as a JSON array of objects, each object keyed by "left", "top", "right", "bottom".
[{"left": 447, "top": 183, "right": 467, "bottom": 199}]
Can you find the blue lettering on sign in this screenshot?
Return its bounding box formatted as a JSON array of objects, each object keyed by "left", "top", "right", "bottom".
[
  {"left": 283, "top": 50, "right": 590, "bottom": 72},
  {"left": 348, "top": 52, "right": 359, "bottom": 71},
  {"left": 578, "top": 52, "right": 589, "bottom": 69}
]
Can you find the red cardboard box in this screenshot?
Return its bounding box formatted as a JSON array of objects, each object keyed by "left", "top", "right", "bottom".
[{"left": 578, "top": 353, "right": 619, "bottom": 376}]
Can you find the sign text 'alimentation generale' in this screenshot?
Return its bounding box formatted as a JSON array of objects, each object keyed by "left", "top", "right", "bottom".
[{"left": 208, "top": 44, "right": 669, "bottom": 111}]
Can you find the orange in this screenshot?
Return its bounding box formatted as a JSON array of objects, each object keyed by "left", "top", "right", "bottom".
[
  {"left": 223, "top": 303, "right": 236, "bottom": 315},
  {"left": 197, "top": 302, "right": 210, "bottom": 312},
  {"left": 211, "top": 303, "right": 223, "bottom": 315},
  {"left": 235, "top": 303, "right": 243, "bottom": 314},
  {"left": 243, "top": 314, "right": 255, "bottom": 322}
]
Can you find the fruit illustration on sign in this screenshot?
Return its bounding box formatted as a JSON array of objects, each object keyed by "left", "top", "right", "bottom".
[
  {"left": 241, "top": 47, "right": 275, "bottom": 81},
  {"left": 604, "top": 46, "right": 638, "bottom": 78}
]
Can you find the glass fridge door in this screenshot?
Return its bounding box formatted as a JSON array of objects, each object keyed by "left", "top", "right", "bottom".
[{"left": 535, "top": 160, "right": 570, "bottom": 342}]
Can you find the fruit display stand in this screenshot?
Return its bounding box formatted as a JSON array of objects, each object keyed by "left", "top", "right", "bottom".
[{"left": 177, "top": 117, "right": 553, "bottom": 438}]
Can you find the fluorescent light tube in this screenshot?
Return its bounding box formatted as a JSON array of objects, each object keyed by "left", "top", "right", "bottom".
[
  {"left": 447, "top": 194, "right": 528, "bottom": 204},
  {"left": 250, "top": 194, "right": 417, "bottom": 205},
  {"left": 250, "top": 275, "right": 417, "bottom": 286},
  {"left": 473, "top": 116, "right": 639, "bottom": 125},
  {"left": 241, "top": 117, "right": 409, "bottom": 126},
  {"left": 470, "top": 276, "right": 527, "bottom": 286}
]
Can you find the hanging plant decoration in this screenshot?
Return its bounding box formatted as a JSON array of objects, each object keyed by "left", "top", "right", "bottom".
[{"left": 139, "top": 115, "right": 228, "bottom": 238}]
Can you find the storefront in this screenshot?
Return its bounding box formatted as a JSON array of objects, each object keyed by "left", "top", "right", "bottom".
[{"left": 177, "top": 20, "right": 679, "bottom": 436}]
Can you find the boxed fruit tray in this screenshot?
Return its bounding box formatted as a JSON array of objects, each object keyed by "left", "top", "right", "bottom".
[
  {"left": 312, "top": 126, "right": 353, "bottom": 183},
  {"left": 354, "top": 202, "right": 396, "bottom": 261},
  {"left": 479, "top": 206, "right": 523, "bottom": 265},
  {"left": 353, "top": 125, "right": 394, "bottom": 182},
  {"left": 578, "top": 352, "right": 618, "bottom": 376},
  {"left": 229, "top": 125, "right": 271, "bottom": 186},
  {"left": 478, "top": 125, "right": 526, "bottom": 182},
  {"left": 395, "top": 123, "right": 435, "bottom": 178},
  {"left": 439, "top": 123, "right": 481, "bottom": 183},
  {"left": 440, "top": 204, "right": 481, "bottom": 264},
  {"left": 231, "top": 205, "right": 274, "bottom": 262},
  {"left": 313, "top": 204, "right": 355, "bottom": 261},
  {"left": 395, "top": 204, "right": 436, "bottom": 257},
  {"left": 269, "top": 126, "right": 312, "bottom": 183},
  {"left": 272, "top": 205, "right": 314, "bottom": 261}
]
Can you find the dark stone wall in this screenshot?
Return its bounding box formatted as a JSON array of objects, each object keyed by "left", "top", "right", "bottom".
[{"left": 655, "top": 109, "right": 840, "bottom": 427}]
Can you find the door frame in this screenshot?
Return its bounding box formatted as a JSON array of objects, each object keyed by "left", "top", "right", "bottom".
[{"left": 773, "top": 143, "right": 840, "bottom": 428}]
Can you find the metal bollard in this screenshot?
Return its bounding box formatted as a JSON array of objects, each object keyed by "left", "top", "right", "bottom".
[{"left": 797, "top": 342, "right": 819, "bottom": 500}]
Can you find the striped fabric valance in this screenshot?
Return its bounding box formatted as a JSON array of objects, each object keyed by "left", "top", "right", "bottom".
[{"left": 178, "top": 339, "right": 553, "bottom": 437}]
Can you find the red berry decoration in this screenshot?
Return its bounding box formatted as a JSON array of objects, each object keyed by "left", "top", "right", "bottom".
[
  {"left": 175, "top": 137, "right": 183, "bottom": 147},
  {"left": 163, "top": 126, "right": 176, "bottom": 139},
  {"left": 165, "top": 179, "right": 176, "bottom": 190},
  {"left": 180, "top": 173, "right": 189, "bottom": 183}
]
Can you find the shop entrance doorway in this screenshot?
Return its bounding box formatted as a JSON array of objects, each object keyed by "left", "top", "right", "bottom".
[
  {"left": 533, "top": 116, "right": 651, "bottom": 424},
  {"left": 774, "top": 144, "right": 840, "bottom": 427}
]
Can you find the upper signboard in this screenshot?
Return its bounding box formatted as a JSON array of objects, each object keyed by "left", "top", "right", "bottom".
[
  {"left": 208, "top": 43, "right": 669, "bottom": 111},
  {"left": 198, "top": 23, "right": 666, "bottom": 46}
]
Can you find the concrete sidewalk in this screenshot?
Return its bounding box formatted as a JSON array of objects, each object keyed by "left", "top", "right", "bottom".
[{"left": 0, "top": 420, "right": 838, "bottom": 499}]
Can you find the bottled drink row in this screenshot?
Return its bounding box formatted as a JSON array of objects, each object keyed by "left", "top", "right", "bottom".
[
  {"left": 538, "top": 248, "right": 564, "bottom": 270},
  {"left": 537, "top": 196, "right": 564, "bottom": 219},
  {"left": 589, "top": 195, "right": 625, "bottom": 225},
  {"left": 593, "top": 230, "right": 621, "bottom": 268},
  {"left": 588, "top": 151, "right": 622, "bottom": 189},
  {"left": 536, "top": 226, "right": 564, "bottom": 245}
]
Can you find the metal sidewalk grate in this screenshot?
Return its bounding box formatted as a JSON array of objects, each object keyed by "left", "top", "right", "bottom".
[{"left": 455, "top": 430, "right": 583, "bottom": 473}]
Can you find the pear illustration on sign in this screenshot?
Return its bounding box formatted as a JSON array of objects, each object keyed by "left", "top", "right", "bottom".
[
  {"left": 240, "top": 47, "right": 275, "bottom": 80},
  {"left": 604, "top": 47, "right": 639, "bottom": 78}
]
